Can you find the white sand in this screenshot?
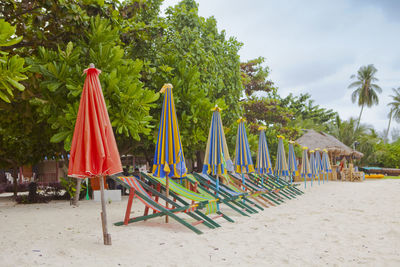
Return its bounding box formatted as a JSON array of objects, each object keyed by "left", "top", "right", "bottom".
[{"left": 0, "top": 179, "right": 399, "bottom": 267}]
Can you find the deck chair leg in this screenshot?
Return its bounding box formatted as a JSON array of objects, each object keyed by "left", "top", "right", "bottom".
[
  {"left": 217, "top": 211, "right": 234, "bottom": 222},
  {"left": 235, "top": 198, "right": 259, "bottom": 213},
  {"left": 124, "top": 189, "right": 135, "bottom": 225},
  {"left": 186, "top": 211, "right": 218, "bottom": 229},
  {"left": 224, "top": 201, "right": 250, "bottom": 217}
]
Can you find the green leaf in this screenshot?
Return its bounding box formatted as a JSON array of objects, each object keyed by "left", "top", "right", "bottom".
[
  {"left": 6, "top": 77, "right": 25, "bottom": 91},
  {"left": 50, "top": 131, "right": 70, "bottom": 143}
]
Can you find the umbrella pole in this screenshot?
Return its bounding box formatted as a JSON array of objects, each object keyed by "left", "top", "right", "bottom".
[
  {"left": 216, "top": 174, "right": 220, "bottom": 211},
  {"left": 166, "top": 176, "right": 169, "bottom": 223},
  {"left": 86, "top": 178, "right": 90, "bottom": 200},
  {"left": 99, "top": 175, "right": 111, "bottom": 245}
]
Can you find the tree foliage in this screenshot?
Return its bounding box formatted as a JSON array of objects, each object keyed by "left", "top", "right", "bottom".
[
  {"left": 29, "top": 17, "right": 159, "bottom": 152},
  {"left": 386, "top": 87, "right": 400, "bottom": 141},
  {"left": 0, "top": 19, "right": 28, "bottom": 103},
  {"left": 348, "top": 64, "right": 382, "bottom": 129}
]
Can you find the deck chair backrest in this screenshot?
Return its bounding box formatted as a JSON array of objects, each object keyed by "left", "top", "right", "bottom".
[{"left": 142, "top": 173, "right": 218, "bottom": 214}]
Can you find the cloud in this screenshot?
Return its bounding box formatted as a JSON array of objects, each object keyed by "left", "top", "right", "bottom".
[{"left": 161, "top": 0, "right": 400, "bottom": 132}]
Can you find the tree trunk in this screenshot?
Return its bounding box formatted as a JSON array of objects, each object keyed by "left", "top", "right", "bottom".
[
  {"left": 356, "top": 104, "right": 364, "bottom": 130},
  {"left": 196, "top": 151, "right": 203, "bottom": 172},
  {"left": 386, "top": 110, "right": 393, "bottom": 143},
  {"left": 12, "top": 166, "right": 18, "bottom": 197},
  {"left": 71, "top": 178, "right": 81, "bottom": 206}
]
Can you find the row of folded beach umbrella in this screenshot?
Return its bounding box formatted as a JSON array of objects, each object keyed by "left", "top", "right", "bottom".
[
  {"left": 153, "top": 84, "right": 332, "bottom": 190},
  {"left": 67, "top": 66, "right": 331, "bottom": 244}
]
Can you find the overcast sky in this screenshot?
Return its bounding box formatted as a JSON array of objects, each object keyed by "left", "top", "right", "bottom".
[{"left": 161, "top": 0, "right": 400, "bottom": 134}]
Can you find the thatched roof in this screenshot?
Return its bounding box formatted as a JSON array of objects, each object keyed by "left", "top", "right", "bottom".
[{"left": 296, "top": 129, "right": 364, "bottom": 158}]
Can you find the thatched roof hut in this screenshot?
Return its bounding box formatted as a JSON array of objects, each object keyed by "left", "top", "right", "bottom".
[{"left": 296, "top": 129, "right": 363, "bottom": 158}]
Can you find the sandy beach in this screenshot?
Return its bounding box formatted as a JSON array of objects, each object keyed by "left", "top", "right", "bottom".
[{"left": 0, "top": 179, "right": 399, "bottom": 267}]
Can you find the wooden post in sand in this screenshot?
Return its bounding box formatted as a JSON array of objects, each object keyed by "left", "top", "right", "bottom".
[{"left": 99, "top": 175, "right": 111, "bottom": 245}]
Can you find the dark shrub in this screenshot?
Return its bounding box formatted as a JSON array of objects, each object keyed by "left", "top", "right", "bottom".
[{"left": 28, "top": 182, "right": 38, "bottom": 203}]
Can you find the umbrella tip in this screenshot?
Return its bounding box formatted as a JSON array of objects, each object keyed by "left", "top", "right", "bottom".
[
  {"left": 89, "top": 63, "right": 95, "bottom": 68},
  {"left": 258, "top": 125, "right": 267, "bottom": 131},
  {"left": 237, "top": 117, "right": 246, "bottom": 123},
  {"left": 211, "top": 105, "right": 222, "bottom": 112},
  {"left": 160, "top": 83, "right": 173, "bottom": 93}
]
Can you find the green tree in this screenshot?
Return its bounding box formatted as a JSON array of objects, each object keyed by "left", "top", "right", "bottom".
[
  {"left": 241, "top": 57, "right": 274, "bottom": 96},
  {"left": 30, "top": 16, "right": 159, "bottom": 155},
  {"left": 327, "top": 115, "right": 381, "bottom": 166},
  {"left": 1, "top": 2, "right": 160, "bottom": 202},
  {"left": 348, "top": 64, "right": 382, "bottom": 130},
  {"left": 386, "top": 87, "right": 400, "bottom": 142},
  {"left": 374, "top": 139, "right": 400, "bottom": 168},
  {"left": 240, "top": 58, "right": 298, "bottom": 162},
  {"left": 328, "top": 116, "right": 371, "bottom": 147},
  {"left": 123, "top": 0, "right": 243, "bottom": 167}
]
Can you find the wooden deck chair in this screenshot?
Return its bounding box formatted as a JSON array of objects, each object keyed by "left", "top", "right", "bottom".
[
  {"left": 203, "top": 172, "right": 282, "bottom": 206},
  {"left": 226, "top": 173, "right": 286, "bottom": 204},
  {"left": 140, "top": 172, "right": 235, "bottom": 224},
  {"left": 231, "top": 172, "right": 295, "bottom": 200},
  {"left": 145, "top": 172, "right": 255, "bottom": 217},
  {"left": 258, "top": 173, "right": 304, "bottom": 195},
  {"left": 245, "top": 173, "right": 298, "bottom": 199},
  {"left": 188, "top": 173, "right": 263, "bottom": 213},
  {"left": 112, "top": 176, "right": 220, "bottom": 234},
  {"left": 191, "top": 173, "right": 270, "bottom": 210}
]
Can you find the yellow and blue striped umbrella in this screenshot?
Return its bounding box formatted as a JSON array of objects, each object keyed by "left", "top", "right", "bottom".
[
  {"left": 274, "top": 135, "right": 289, "bottom": 179},
  {"left": 310, "top": 150, "right": 318, "bottom": 186},
  {"left": 256, "top": 126, "right": 273, "bottom": 175},
  {"left": 152, "top": 84, "right": 186, "bottom": 178},
  {"left": 288, "top": 140, "right": 298, "bottom": 183},
  {"left": 203, "top": 105, "right": 233, "bottom": 210},
  {"left": 315, "top": 149, "right": 323, "bottom": 185},
  {"left": 322, "top": 149, "right": 332, "bottom": 183},
  {"left": 300, "top": 147, "right": 311, "bottom": 188},
  {"left": 203, "top": 105, "right": 233, "bottom": 175},
  {"left": 234, "top": 117, "right": 255, "bottom": 174}
]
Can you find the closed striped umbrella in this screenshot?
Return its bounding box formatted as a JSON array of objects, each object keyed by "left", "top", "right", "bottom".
[
  {"left": 315, "top": 149, "right": 323, "bottom": 185},
  {"left": 256, "top": 126, "right": 273, "bottom": 175},
  {"left": 288, "top": 140, "right": 298, "bottom": 183},
  {"left": 202, "top": 105, "right": 233, "bottom": 210},
  {"left": 152, "top": 84, "right": 186, "bottom": 178},
  {"left": 310, "top": 150, "right": 317, "bottom": 187},
  {"left": 234, "top": 117, "right": 255, "bottom": 186},
  {"left": 203, "top": 105, "right": 233, "bottom": 175},
  {"left": 300, "top": 147, "right": 311, "bottom": 188},
  {"left": 234, "top": 117, "right": 255, "bottom": 174},
  {"left": 152, "top": 84, "right": 186, "bottom": 223},
  {"left": 322, "top": 149, "right": 332, "bottom": 183},
  {"left": 274, "top": 135, "right": 289, "bottom": 180}
]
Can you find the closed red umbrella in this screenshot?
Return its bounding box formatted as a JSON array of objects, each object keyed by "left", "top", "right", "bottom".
[{"left": 68, "top": 64, "right": 122, "bottom": 245}]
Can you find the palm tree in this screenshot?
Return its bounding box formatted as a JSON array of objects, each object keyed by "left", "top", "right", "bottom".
[
  {"left": 328, "top": 115, "right": 370, "bottom": 147},
  {"left": 386, "top": 87, "right": 400, "bottom": 141},
  {"left": 348, "top": 64, "right": 382, "bottom": 130}
]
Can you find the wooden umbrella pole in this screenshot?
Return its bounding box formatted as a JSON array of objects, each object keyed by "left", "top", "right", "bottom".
[
  {"left": 165, "top": 176, "right": 169, "bottom": 223},
  {"left": 99, "top": 175, "right": 111, "bottom": 245}
]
